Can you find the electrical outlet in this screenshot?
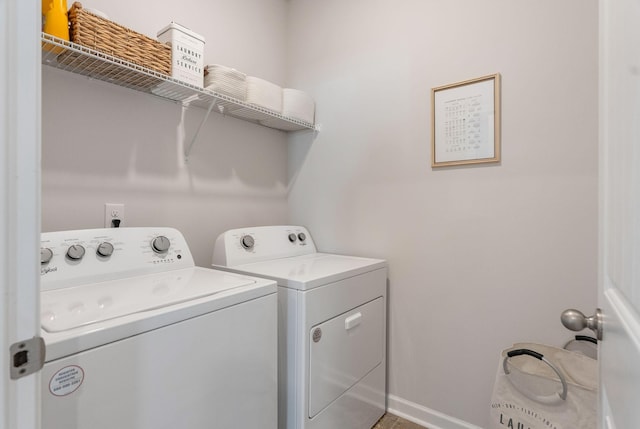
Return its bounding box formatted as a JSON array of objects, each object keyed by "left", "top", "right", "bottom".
[{"left": 104, "top": 203, "right": 125, "bottom": 228}]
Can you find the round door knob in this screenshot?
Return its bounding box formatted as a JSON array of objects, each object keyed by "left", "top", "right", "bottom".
[
  {"left": 288, "top": 233, "right": 297, "bottom": 243},
  {"left": 241, "top": 235, "right": 255, "bottom": 250},
  {"left": 41, "top": 248, "right": 53, "bottom": 264},
  {"left": 297, "top": 232, "right": 306, "bottom": 242},
  {"left": 561, "top": 309, "right": 588, "bottom": 331},
  {"left": 66, "top": 244, "right": 85, "bottom": 260},
  {"left": 96, "top": 242, "right": 114, "bottom": 257},
  {"left": 151, "top": 236, "right": 170, "bottom": 253},
  {"left": 561, "top": 308, "right": 603, "bottom": 340}
]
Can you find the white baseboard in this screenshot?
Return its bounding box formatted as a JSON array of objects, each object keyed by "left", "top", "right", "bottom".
[{"left": 387, "top": 394, "right": 484, "bottom": 429}]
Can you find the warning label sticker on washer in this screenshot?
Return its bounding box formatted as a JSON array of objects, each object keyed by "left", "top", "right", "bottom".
[{"left": 49, "top": 365, "right": 84, "bottom": 396}]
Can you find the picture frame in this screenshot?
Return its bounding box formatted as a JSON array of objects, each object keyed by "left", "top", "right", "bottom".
[{"left": 431, "top": 73, "right": 501, "bottom": 167}]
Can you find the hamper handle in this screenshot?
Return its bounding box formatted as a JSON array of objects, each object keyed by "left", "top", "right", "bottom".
[
  {"left": 503, "top": 348, "right": 568, "bottom": 401},
  {"left": 506, "top": 349, "right": 543, "bottom": 360},
  {"left": 575, "top": 335, "right": 598, "bottom": 344}
]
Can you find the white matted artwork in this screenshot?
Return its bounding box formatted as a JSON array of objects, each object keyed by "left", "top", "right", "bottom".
[{"left": 431, "top": 73, "right": 501, "bottom": 167}]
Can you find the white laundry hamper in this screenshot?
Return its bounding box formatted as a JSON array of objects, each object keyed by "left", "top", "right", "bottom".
[
  {"left": 490, "top": 342, "right": 597, "bottom": 429},
  {"left": 563, "top": 335, "right": 598, "bottom": 360}
]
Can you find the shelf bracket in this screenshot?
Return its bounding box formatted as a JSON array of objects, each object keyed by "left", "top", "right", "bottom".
[{"left": 184, "top": 97, "right": 218, "bottom": 162}]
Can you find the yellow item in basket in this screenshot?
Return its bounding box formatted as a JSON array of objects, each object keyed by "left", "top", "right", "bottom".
[{"left": 42, "top": 0, "right": 69, "bottom": 41}]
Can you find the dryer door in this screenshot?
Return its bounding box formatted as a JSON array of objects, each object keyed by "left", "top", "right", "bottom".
[{"left": 308, "top": 297, "right": 384, "bottom": 418}]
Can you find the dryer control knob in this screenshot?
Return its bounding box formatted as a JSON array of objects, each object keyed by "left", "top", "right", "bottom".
[
  {"left": 288, "top": 233, "right": 297, "bottom": 243},
  {"left": 96, "top": 242, "right": 114, "bottom": 257},
  {"left": 241, "top": 235, "right": 255, "bottom": 250},
  {"left": 66, "top": 244, "right": 85, "bottom": 260},
  {"left": 151, "top": 236, "right": 171, "bottom": 253},
  {"left": 298, "top": 232, "right": 307, "bottom": 242},
  {"left": 41, "top": 247, "right": 53, "bottom": 264},
  {"left": 312, "top": 328, "right": 322, "bottom": 343}
]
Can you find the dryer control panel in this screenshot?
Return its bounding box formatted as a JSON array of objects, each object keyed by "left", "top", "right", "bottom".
[
  {"left": 212, "top": 225, "right": 317, "bottom": 267},
  {"left": 40, "top": 227, "right": 195, "bottom": 291}
]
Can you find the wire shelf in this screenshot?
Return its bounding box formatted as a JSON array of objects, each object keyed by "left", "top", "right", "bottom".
[{"left": 41, "top": 33, "right": 317, "bottom": 132}]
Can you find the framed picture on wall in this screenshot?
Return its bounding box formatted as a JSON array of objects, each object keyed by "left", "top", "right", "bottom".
[{"left": 431, "top": 73, "right": 501, "bottom": 167}]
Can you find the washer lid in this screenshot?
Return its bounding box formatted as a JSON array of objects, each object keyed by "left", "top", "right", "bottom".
[
  {"left": 217, "top": 253, "right": 387, "bottom": 290},
  {"left": 41, "top": 267, "right": 258, "bottom": 333}
]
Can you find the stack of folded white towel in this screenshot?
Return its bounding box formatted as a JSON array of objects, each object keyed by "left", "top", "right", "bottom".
[
  {"left": 281, "top": 88, "right": 315, "bottom": 124},
  {"left": 204, "top": 64, "right": 247, "bottom": 101},
  {"left": 231, "top": 76, "right": 284, "bottom": 120},
  {"left": 259, "top": 89, "right": 316, "bottom": 129}
]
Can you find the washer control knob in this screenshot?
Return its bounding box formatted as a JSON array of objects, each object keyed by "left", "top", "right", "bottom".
[
  {"left": 298, "top": 232, "right": 307, "bottom": 242},
  {"left": 66, "top": 244, "right": 86, "bottom": 260},
  {"left": 41, "top": 248, "right": 54, "bottom": 264},
  {"left": 96, "top": 242, "right": 114, "bottom": 257},
  {"left": 151, "top": 236, "right": 170, "bottom": 253},
  {"left": 241, "top": 235, "right": 255, "bottom": 250},
  {"left": 288, "top": 233, "right": 297, "bottom": 243}
]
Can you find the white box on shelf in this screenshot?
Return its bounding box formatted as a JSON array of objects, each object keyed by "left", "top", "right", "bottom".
[{"left": 157, "top": 22, "right": 205, "bottom": 88}]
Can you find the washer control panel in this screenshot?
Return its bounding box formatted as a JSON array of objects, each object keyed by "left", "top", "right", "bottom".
[
  {"left": 41, "top": 227, "right": 194, "bottom": 291},
  {"left": 212, "top": 225, "right": 317, "bottom": 267}
]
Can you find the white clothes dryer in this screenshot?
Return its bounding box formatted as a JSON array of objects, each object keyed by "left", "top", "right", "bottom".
[
  {"left": 212, "top": 225, "right": 387, "bottom": 429},
  {"left": 40, "top": 227, "right": 277, "bottom": 429}
]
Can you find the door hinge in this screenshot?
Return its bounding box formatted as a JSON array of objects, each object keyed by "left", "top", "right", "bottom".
[{"left": 9, "top": 337, "right": 45, "bottom": 380}]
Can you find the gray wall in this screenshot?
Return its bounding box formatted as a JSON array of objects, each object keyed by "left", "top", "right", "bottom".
[
  {"left": 286, "top": 1, "right": 599, "bottom": 427},
  {"left": 42, "top": 0, "right": 290, "bottom": 266}
]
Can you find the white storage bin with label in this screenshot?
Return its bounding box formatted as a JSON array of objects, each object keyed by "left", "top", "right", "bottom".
[{"left": 157, "top": 22, "right": 205, "bottom": 87}]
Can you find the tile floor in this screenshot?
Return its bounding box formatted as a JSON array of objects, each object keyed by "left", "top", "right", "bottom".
[{"left": 373, "top": 413, "right": 428, "bottom": 429}]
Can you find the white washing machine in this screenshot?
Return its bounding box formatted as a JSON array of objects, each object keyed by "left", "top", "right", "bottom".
[
  {"left": 40, "top": 227, "right": 277, "bottom": 429},
  {"left": 212, "top": 225, "right": 387, "bottom": 429}
]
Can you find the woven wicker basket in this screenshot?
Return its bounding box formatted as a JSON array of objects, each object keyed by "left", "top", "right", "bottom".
[{"left": 67, "top": 2, "right": 171, "bottom": 75}]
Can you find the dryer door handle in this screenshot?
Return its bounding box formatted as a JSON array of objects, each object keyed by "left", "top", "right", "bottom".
[{"left": 345, "top": 312, "right": 362, "bottom": 330}]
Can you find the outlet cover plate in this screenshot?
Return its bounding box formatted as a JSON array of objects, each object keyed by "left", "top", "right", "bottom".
[{"left": 104, "top": 203, "right": 124, "bottom": 228}]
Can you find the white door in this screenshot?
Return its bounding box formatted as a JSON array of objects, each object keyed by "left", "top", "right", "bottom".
[
  {"left": 598, "top": 0, "right": 640, "bottom": 427},
  {"left": 0, "top": 0, "right": 41, "bottom": 429}
]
